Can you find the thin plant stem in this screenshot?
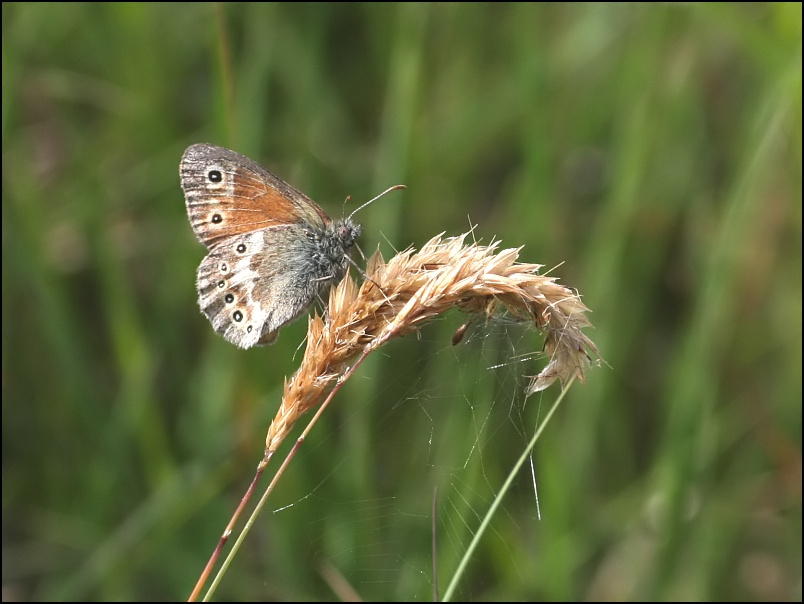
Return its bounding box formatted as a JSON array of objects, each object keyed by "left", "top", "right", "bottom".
[
  {"left": 441, "top": 377, "right": 576, "bottom": 602},
  {"left": 432, "top": 486, "right": 439, "bottom": 602},
  {"left": 187, "top": 457, "right": 270, "bottom": 602}
]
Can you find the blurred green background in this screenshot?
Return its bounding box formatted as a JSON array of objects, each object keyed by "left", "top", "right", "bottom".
[{"left": 2, "top": 3, "right": 801, "bottom": 601}]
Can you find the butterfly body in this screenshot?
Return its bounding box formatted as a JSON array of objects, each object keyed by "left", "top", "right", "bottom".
[{"left": 180, "top": 144, "right": 360, "bottom": 348}]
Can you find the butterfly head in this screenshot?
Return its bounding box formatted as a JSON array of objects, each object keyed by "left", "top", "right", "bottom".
[{"left": 333, "top": 217, "right": 362, "bottom": 251}]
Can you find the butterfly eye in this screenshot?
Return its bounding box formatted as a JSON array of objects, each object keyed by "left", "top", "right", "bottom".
[
  {"left": 217, "top": 280, "right": 225, "bottom": 289},
  {"left": 233, "top": 310, "right": 243, "bottom": 322},
  {"left": 236, "top": 243, "right": 246, "bottom": 253},
  {"left": 208, "top": 170, "right": 223, "bottom": 183},
  {"left": 212, "top": 214, "right": 223, "bottom": 224},
  {"left": 225, "top": 293, "right": 234, "bottom": 304}
]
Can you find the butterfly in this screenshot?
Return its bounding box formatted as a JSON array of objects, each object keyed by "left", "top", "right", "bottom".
[{"left": 180, "top": 143, "right": 364, "bottom": 348}]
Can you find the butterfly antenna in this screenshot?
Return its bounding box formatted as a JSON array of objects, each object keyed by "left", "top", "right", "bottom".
[
  {"left": 347, "top": 184, "right": 406, "bottom": 221},
  {"left": 341, "top": 194, "right": 352, "bottom": 216}
]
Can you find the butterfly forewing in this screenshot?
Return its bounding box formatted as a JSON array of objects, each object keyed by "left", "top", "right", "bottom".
[{"left": 180, "top": 144, "right": 330, "bottom": 250}]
